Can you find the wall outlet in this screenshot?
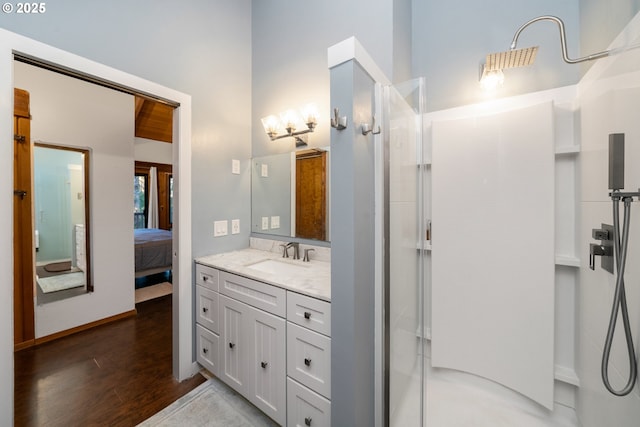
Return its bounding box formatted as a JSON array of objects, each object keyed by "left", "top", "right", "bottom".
[
  {"left": 214, "top": 220, "right": 228, "bottom": 237},
  {"left": 271, "top": 215, "right": 280, "bottom": 229},
  {"left": 261, "top": 164, "right": 269, "bottom": 177},
  {"left": 231, "top": 219, "right": 240, "bottom": 234},
  {"left": 261, "top": 216, "right": 269, "bottom": 230},
  {"left": 232, "top": 159, "right": 240, "bottom": 175}
]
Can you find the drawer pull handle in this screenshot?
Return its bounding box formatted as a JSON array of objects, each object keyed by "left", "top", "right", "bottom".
[
  {"left": 305, "top": 417, "right": 312, "bottom": 426},
  {"left": 304, "top": 311, "right": 312, "bottom": 320},
  {"left": 229, "top": 342, "right": 236, "bottom": 349},
  {"left": 261, "top": 361, "right": 268, "bottom": 369},
  {"left": 203, "top": 348, "right": 208, "bottom": 354},
  {"left": 202, "top": 307, "right": 208, "bottom": 313},
  {"left": 304, "top": 357, "right": 312, "bottom": 367},
  {"left": 203, "top": 276, "right": 208, "bottom": 281}
]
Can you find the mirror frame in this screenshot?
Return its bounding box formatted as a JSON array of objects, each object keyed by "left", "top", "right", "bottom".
[{"left": 34, "top": 142, "right": 92, "bottom": 294}]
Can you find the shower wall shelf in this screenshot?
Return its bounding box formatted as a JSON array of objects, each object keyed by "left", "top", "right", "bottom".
[
  {"left": 555, "top": 145, "right": 581, "bottom": 155},
  {"left": 555, "top": 255, "right": 581, "bottom": 267},
  {"left": 554, "top": 366, "right": 581, "bottom": 387}
]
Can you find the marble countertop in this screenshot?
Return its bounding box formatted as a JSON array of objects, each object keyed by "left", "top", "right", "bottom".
[{"left": 195, "top": 248, "right": 331, "bottom": 302}]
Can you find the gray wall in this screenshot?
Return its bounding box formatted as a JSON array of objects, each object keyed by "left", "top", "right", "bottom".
[
  {"left": 251, "top": 0, "right": 411, "bottom": 158},
  {"left": 412, "top": 0, "right": 581, "bottom": 112},
  {"left": 330, "top": 59, "right": 377, "bottom": 427},
  {"left": 0, "top": 0, "right": 253, "bottom": 259}
]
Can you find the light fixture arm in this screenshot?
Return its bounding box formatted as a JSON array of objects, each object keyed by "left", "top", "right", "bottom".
[
  {"left": 268, "top": 124, "right": 315, "bottom": 141},
  {"left": 510, "top": 15, "right": 611, "bottom": 64}
]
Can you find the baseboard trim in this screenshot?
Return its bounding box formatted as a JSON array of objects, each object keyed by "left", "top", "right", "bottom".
[
  {"left": 14, "top": 339, "right": 35, "bottom": 352},
  {"left": 20, "top": 309, "right": 138, "bottom": 349}
]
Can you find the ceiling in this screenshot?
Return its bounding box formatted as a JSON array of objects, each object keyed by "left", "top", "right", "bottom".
[{"left": 135, "top": 96, "right": 173, "bottom": 143}]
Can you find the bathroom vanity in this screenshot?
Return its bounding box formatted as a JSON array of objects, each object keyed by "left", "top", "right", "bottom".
[{"left": 194, "top": 244, "right": 331, "bottom": 427}]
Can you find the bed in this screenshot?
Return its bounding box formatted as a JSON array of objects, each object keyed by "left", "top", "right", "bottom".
[{"left": 134, "top": 228, "right": 173, "bottom": 277}]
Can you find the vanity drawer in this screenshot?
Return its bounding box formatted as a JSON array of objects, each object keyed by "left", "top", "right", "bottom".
[
  {"left": 219, "top": 271, "right": 286, "bottom": 317},
  {"left": 287, "top": 292, "right": 331, "bottom": 337},
  {"left": 196, "top": 263, "right": 219, "bottom": 291},
  {"left": 196, "top": 324, "right": 219, "bottom": 376},
  {"left": 287, "top": 322, "right": 331, "bottom": 399},
  {"left": 287, "top": 377, "right": 331, "bottom": 427},
  {"left": 196, "top": 285, "right": 219, "bottom": 334}
]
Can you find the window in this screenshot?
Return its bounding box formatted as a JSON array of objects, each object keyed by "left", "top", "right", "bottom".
[
  {"left": 134, "top": 173, "right": 148, "bottom": 229},
  {"left": 134, "top": 161, "right": 173, "bottom": 230}
]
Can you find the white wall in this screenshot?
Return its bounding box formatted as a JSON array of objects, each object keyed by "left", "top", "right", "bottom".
[
  {"left": 134, "top": 137, "right": 172, "bottom": 165},
  {"left": 15, "top": 61, "right": 136, "bottom": 338},
  {"left": 575, "top": 12, "right": 640, "bottom": 426}
]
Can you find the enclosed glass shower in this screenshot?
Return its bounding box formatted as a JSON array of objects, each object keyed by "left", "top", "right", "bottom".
[{"left": 383, "top": 77, "right": 427, "bottom": 427}]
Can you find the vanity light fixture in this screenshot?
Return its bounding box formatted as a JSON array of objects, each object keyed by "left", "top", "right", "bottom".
[{"left": 261, "top": 103, "right": 319, "bottom": 148}]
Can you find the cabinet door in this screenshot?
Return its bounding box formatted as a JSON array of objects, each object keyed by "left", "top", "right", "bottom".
[
  {"left": 220, "top": 294, "right": 247, "bottom": 395},
  {"left": 196, "top": 285, "right": 219, "bottom": 334},
  {"left": 196, "top": 324, "right": 219, "bottom": 376},
  {"left": 287, "top": 322, "right": 331, "bottom": 399},
  {"left": 248, "top": 306, "right": 286, "bottom": 426},
  {"left": 287, "top": 378, "right": 331, "bottom": 427}
]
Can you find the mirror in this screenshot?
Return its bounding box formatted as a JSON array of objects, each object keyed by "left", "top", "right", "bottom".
[
  {"left": 34, "top": 143, "right": 92, "bottom": 304},
  {"left": 251, "top": 147, "right": 330, "bottom": 242}
]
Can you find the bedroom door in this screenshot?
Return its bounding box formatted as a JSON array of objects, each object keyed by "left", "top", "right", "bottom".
[
  {"left": 295, "top": 151, "right": 326, "bottom": 241},
  {"left": 13, "top": 88, "right": 35, "bottom": 349}
]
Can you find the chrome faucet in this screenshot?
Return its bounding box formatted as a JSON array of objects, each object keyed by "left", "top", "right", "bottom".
[
  {"left": 303, "top": 248, "right": 315, "bottom": 262},
  {"left": 279, "top": 243, "right": 290, "bottom": 258},
  {"left": 287, "top": 242, "right": 300, "bottom": 260}
]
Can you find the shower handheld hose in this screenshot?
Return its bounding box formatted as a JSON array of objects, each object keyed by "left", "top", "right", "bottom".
[{"left": 601, "top": 193, "right": 638, "bottom": 396}]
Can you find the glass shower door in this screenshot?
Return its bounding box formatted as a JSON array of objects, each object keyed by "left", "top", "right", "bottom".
[{"left": 385, "top": 78, "right": 426, "bottom": 427}]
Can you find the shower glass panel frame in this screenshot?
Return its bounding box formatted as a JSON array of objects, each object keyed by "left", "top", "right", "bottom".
[{"left": 384, "top": 77, "right": 426, "bottom": 427}]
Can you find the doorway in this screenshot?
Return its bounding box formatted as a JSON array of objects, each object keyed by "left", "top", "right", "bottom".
[
  {"left": 295, "top": 149, "right": 327, "bottom": 240},
  {"left": 1, "top": 33, "right": 195, "bottom": 387}
]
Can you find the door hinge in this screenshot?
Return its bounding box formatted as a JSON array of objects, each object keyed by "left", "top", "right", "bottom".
[{"left": 14, "top": 134, "right": 26, "bottom": 143}]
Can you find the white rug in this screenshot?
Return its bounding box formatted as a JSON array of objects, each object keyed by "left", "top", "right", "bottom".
[
  {"left": 135, "top": 282, "right": 172, "bottom": 304},
  {"left": 138, "top": 377, "right": 277, "bottom": 427},
  {"left": 37, "top": 272, "right": 85, "bottom": 293}
]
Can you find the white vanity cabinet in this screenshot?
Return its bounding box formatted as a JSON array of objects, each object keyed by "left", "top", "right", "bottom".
[
  {"left": 194, "top": 260, "right": 330, "bottom": 427},
  {"left": 195, "top": 264, "right": 220, "bottom": 376},
  {"left": 286, "top": 292, "right": 331, "bottom": 427}
]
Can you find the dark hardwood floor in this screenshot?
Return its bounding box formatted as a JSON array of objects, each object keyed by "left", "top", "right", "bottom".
[{"left": 14, "top": 295, "right": 206, "bottom": 427}]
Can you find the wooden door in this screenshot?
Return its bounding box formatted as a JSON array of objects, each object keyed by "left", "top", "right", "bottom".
[
  {"left": 13, "top": 88, "right": 35, "bottom": 349},
  {"left": 295, "top": 151, "right": 327, "bottom": 240}
]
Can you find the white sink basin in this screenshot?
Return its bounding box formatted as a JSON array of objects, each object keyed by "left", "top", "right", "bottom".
[{"left": 246, "top": 259, "right": 308, "bottom": 275}]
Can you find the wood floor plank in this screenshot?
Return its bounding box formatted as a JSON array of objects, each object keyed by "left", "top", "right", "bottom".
[{"left": 14, "top": 295, "right": 205, "bottom": 427}]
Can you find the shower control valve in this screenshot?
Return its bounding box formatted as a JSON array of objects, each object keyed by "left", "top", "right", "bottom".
[
  {"left": 592, "top": 228, "right": 610, "bottom": 240},
  {"left": 589, "top": 223, "right": 614, "bottom": 274}
]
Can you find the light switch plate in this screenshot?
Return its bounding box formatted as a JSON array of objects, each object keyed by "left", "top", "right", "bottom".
[
  {"left": 232, "top": 159, "right": 240, "bottom": 175},
  {"left": 261, "top": 164, "right": 268, "bottom": 177},
  {"left": 214, "top": 220, "right": 228, "bottom": 237},
  {"left": 271, "top": 216, "right": 280, "bottom": 229},
  {"left": 261, "top": 217, "right": 269, "bottom": 230},
  {"left": 231, "top": 219, "right": 240, "bottom": 234}
]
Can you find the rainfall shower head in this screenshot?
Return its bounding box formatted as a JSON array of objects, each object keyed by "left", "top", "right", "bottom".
[
  {"left": 479, "top": 15, "right": 640, "bottom": 89},
  {"left": 484, "top": 46, "right": 539, "bottom": 72}
]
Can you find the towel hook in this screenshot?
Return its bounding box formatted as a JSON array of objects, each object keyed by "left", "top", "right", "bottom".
[
  {"left": 331, "top": 108, "right": 348, "bottom": 130},
  {"left": 361, "top": 114, "right": 381, "bottom": 135}
]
